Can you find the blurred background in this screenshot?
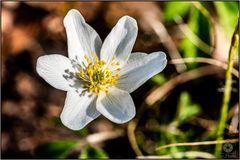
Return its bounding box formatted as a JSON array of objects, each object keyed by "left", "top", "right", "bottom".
[{"left": 1, "top": 1, "right": 239, "bottom": 159}]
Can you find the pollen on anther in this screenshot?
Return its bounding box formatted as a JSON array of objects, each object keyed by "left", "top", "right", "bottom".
[{"left": 76, "top": 54, "right": 121, "bottom": 96}]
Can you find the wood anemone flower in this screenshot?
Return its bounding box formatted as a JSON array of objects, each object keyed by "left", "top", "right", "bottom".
[{"left": 36, "top": 9, "right": 167, "bottom": 130}]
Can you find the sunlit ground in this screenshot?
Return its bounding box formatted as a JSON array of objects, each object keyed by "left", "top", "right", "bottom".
[{"left": 1, "top": 1, "right": 239, "bottom": 159}]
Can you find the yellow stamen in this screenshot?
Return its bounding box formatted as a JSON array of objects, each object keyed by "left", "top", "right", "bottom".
[{"left": 76, "top": 54, "right": 121, "bottom": 96}]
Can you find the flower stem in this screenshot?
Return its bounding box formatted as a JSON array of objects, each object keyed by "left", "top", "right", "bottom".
[{"left": 214, "top": 22, "right": 239, "bottom": 157}]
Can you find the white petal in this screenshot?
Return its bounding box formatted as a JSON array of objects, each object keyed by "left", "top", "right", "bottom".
[
  {"left": 64, "top": 9, "right": 102, "bottom": 66},
  {"left": 116, "top": 52, "right": 167, "bottom": 93},
  {"left": 96, "top": 87, "right": 136, "bottom": 123},
  {"left": 100, "top": 16, "right": 138, "bottom": 67},
  {"left": 36, "top": 54, "right": 80, "bottom": 91},
  {"left": 60, "top": 91, "right": 100, "bottom": 130}
]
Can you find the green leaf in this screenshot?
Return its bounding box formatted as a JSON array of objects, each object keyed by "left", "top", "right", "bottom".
[
  {"left": 180, "top": 8, "right": 199, "bottom": 68},
  {"left": 74, "top": 127, "right": 88, "bottom": 137},
  {"left": 214, "top": 2, "right": 238, "bottom": 38},
  {"left": 50, "top": 117, "right": 62, "bottom": 125},
  {"left": 150, "top": 73, "right": 167, "bottom": 85},
  {"left": 180, "top": 4, "right": 211, "bottom": 68},
  {"left": 176, "top": 91, "right": 201, "bottom": 123},
  {"left": 164, "top": 2, "right": 191, "bottom": 22},
  {"left": 79, "top": 145, "right": 109, "bottom": 159},
  {"left": 35, "top": 140, "right": 78, "bottom": 158}
]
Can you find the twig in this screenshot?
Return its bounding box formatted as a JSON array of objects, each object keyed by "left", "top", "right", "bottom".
[
  {"left": 170, "top": 57, "right": 239, "bottom": 78},
  {"left": 85, "top": 130, "right": 124, "bottom": 144},
  {"left": 127, "top": 118, "right": 143, "bottom": 156},
  {"left": 192, "top": 1, "right": 217, "bottom": 52},
  {"left": 227, "top": 104, "right": 239, "bottom": 133},
  {"left": 229, "top": 104, "right": 239, "bottom": 134},
  {"left": 127, "top": 103, "right": 146, "bottom": 156},
  {"left": 155, "top": 139, "right": 239, "bottom": 151},
  {"left": 191, "top": 117, "right": 217, "bottom": 131},
  {"left": 227, "top": 103, "right": 239, "bottom": 120},
  {"left": 138, "top": 151, "right": 216, "bottom": 159},
  {"left": 174, "top": 16, "right": 213, "bottom": 54},
  {"left": 128, "top": 65, "right": 226, "bottom": 157},
  {"left": 191, "top": 116, "right": 238, "bottom": 134},
  {"left": 215, "top": 22, "right": 239, "bottom": 157},
  {"left": 145, "top": 65, "right": 223, "bottom": 106},
  {"left": 145, "top": 12, "right": 187, "bottom": 73},
  {"left": 68, "top": 130, "right": 124, "bottom": 156}
]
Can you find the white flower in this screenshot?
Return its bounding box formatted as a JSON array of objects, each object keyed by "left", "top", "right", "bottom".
[{"left": 36, "top": 9, "right": 167, "bottom": 130}]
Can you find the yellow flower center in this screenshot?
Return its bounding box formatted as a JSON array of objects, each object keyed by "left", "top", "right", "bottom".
[{"left": 76, "top": 54, "right": 121, "bottom": 96}]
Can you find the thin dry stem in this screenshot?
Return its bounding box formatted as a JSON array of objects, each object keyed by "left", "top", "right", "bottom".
[
  {"left": 145, "top": 65, "right": 223, "bottom": 106},
  {"left": 156, "top": 139, "right": 239, "bottom": 151},
  {"left": 229, "top": 104, "right": 239, "bottom": 133},
  {"left": 138, "top": 151, "right": 216, "bottom": 159},
  {"left": 227, "top": 103, "right": 239, "bottom": 133},
  {"left": 128, "top": 65, "right": 226, "bottom": 157},
  {"left": 192, "top": 1, "right": 217, "bottom": 51},
  {"left": 191, "top": 117, "right": 217, "bottom": 131},
  {"left": 127, "top": 119, "right": 143, "bottom": 156},
  {"left": 68, "top": 130, "right": 124, "bottom": 156},
  {"left": 174, "top": 16, "right": 213, "bottom": 54},
  {"left": 170, "top": 57, "right": 239, "bottom": 78},
  {"left": 85, "top": 130, "right": 124, "bottom": 144},
  {"left": 145, "top": 13, "right": 187, "bottom": 73}
]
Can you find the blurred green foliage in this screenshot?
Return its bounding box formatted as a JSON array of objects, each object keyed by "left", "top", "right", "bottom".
[
  {"left": 180, "top": 8, "right": 200, "bottom": 66},
  {"left": 150, "top": 73, "right": 167, "bottom": 85},
  {"left": 74, "top": 128, "right": 89, "bottom": 137},
  {"left": 180, "top": 3, "right": 211, "bottom": 68},
  {"left": 164, "top": 2, "right": 191, "bottom": 22},
  {"left": 155, "top": 91, "right": 201, "bottom": 156},
  {"left": 164, "top": 2, "right": 211, "bottom": 68},
  {"left": 35, "top": 140, "right": 109, "bottom": 159},
  {"left": 164, "top": 2, "right": 238, "bottom": 69},
  {"left": 79, "top": 145, "right": 109, "bottom": 159},
  {"left": 214, "top": 2, "right": 238, "bottom": 37},
  {"left": 155, "top": 2, "right": 238, "bottom": 158},
  {"left": 35, "top": 140, "right": 78, "bottom": 158},
  {"left": 175, "top": 91, "right": 201, "bottom": 124}
]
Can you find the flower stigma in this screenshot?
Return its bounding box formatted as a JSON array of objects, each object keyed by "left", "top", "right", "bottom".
[{"left": 76, "top": 54, "right": 121, "bottom": 96}]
